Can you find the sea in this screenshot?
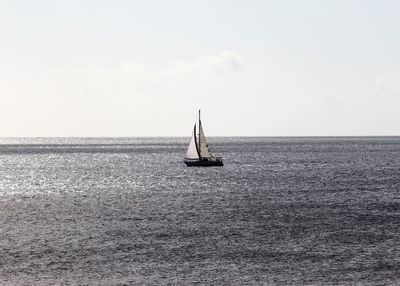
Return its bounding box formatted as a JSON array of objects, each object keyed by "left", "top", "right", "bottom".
[{"left": 0, "top": 137, "right": 399, "bottom": 285}]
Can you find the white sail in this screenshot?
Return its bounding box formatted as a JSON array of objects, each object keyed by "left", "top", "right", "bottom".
[
  {"left": 185, "top": 125, "right": 199, "bottom": 159},
  {"left": 199, "top": 122, "right": 212, "bottom": 158}
]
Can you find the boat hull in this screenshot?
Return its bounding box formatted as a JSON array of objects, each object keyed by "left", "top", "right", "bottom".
[{"left": 184, "top": 158, "right": 223, "bottom": 167}]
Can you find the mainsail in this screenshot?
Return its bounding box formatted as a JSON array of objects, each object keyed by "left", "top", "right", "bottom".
[
  {"left": 185, "top": 125, "right": 200, "bottom": 159},
  {"left": 198, "top": 121, "right": 212, "bottom": 158}
]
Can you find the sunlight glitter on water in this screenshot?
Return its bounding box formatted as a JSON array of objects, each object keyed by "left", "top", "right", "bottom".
[{"left": 1, "top": 137, "right": 400, "bottom": 285}]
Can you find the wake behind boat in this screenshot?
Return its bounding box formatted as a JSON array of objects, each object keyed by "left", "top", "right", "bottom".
[{"left": 184, "top": 110, "right": 223, "bottom": 167}]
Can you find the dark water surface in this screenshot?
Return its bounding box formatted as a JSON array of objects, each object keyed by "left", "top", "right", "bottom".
[{"left": 1, "top": 137, "right": 400, "bottom": 285}]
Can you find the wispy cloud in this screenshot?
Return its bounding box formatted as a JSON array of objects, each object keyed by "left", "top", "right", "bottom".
[
  {"left": 0, "top": 51, "right": 248, "bottom": 135},
  {"left": 372, "top": 72, "right": 400, "bottom": 99}
]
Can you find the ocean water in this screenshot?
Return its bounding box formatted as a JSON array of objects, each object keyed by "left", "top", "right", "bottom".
[{"left": 0, "top": 137, "right": 400, "bottom": 285}]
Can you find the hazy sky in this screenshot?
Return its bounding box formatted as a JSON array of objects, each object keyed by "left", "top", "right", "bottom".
[{"left": 1, "top": 0, "right": 399, "bottom": 136}]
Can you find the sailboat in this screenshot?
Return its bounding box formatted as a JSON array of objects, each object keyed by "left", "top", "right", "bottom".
[{"left": 184, "top": 110, "right": 223, "bottom": 167}]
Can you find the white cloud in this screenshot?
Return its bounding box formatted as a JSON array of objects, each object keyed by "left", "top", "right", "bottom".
[
  {"left": 26, "top": 50, "right": 246, "bottom": 102},
  {"left": 163, "top": 51, "right": 245, "bottom": 79}
]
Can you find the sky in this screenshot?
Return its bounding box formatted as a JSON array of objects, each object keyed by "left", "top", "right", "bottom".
[{"left": 1, "top": 0, "right": 400, "bottom": 136}]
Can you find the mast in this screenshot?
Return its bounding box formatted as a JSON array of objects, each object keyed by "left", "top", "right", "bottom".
[
  {"left": 198, "top": 109, "right": 201, "bottom": 158},
  {"left": 194, "top": 124, "right": 200, "bottom": 158}
]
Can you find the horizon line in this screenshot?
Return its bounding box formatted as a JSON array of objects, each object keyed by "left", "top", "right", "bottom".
[{"left": 1, "top": 135, "right": 400, "bottom": 138}]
